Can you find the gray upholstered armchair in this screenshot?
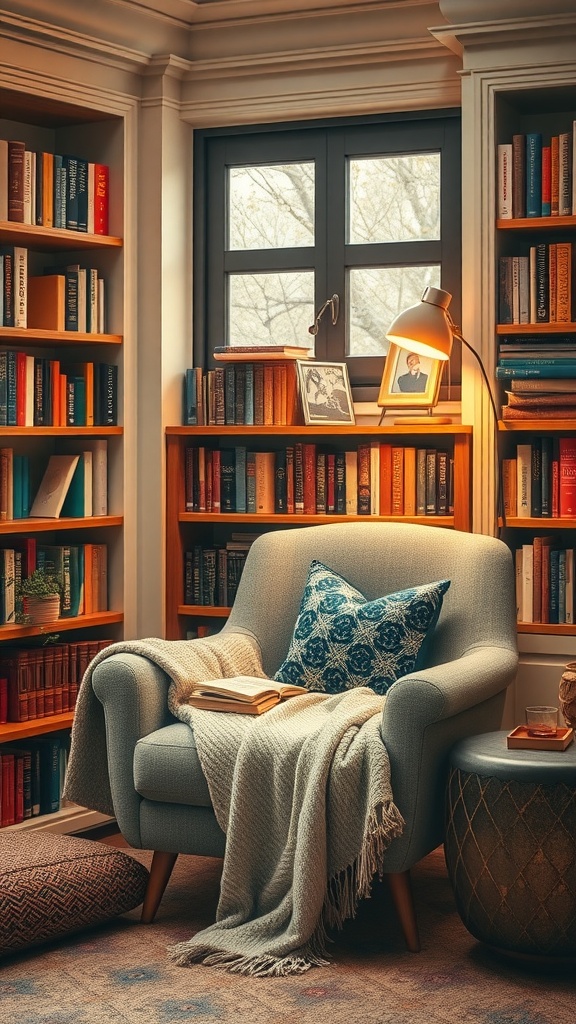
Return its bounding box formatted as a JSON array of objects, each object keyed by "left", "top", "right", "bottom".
[{"left": 89, "top": 522, "right": 518, "bottom": 950}]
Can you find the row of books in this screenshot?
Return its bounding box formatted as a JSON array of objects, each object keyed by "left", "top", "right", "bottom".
[
  {"left": 0, "top": 542, "right": 108, "bottom": 626},
  {"left": 184, "top": 362, "right": 302, "bottom": 426},
  {"left": 502, "top": 437, "right": 576, "bottom": 519},
  {"left": 1, "top": 138, "right": 109, "bottom": 233},
  {"left": 515, "top": 541, "right": 574, "bottom": 625},
  {"left": 497, "top": 127, "right": 576, "bottom": 220},
  {"left": 0, "top": 351, "right": 118, "bottom": 426},
  {"left": 1, "top": 247, "right": 107, "bottom": 332},
  {"left": 185, "top": 536, "right": 260, "bottom": 607},
  {"left": 0, "top": 639, "right": 112, "bottom": 723},
  {"left": 497, "top": 244, "right": 575, "bottom": 326},
  {"left": 0, "top": 732, "right": 70, "bottom": 826},
  {"left": 185, "top": 443, "right": 455, "bottom": 518},
  {"left": 1, "top": 443, "right": 108, "bottom": 522}
]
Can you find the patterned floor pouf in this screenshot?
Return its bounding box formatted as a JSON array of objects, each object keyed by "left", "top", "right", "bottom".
[{"left": 0, "top": 830, "right": 149, "bottom": 955}]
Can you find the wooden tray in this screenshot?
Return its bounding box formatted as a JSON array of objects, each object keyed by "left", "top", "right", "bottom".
[{"left": 507, "top": 726, "right": 574, "bottom": 751}]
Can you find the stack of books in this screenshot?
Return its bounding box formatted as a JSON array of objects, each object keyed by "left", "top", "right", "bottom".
[
  {"left": 497, "top": 338, "right": 576, "bottom": 420},
  {"left": 183, "top": 345, "right": 314, "bottom": 427}
]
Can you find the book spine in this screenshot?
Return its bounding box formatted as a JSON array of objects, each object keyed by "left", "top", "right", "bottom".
[
  {"left": 302, "top": 444, "right": 317, "bottom": 515},
  {"left": 275, "top": 449, "right": 287, "bottom": 514},
  {"left": 512, "top": 133, "right": 526, "bottom": 219},
  {"left": 8, "top": 140, "right": 25, "bottom": 222},
  {"left": 356, "top": 444, "right": 371, "bottom": 515},
  {"left": 525, "top": 132, "right": 542, "bottom": 218},
  {"left": 541, "top": 144, "right": 551, "bottom": 216},
  {"left": 497, "top": 143, "right": 513, "bottom": 219},
  {"left": 530, "top": 440, "right": 542, "bottom": 517},
  {"left": 516, "top": 443, "right": 532, "bottom": 517},
  {"left": 558, "top": 131, "right": 572, "bottom": 217},
  {"left": 391, "top": 447, "right": 404, "bottom": 516},
  {"left": 559, "top": 438, "right": 576, "bottom": 517},
  {"left": 425, "top": 450, "right": 437, "bottom": 515},
  {"left": 93, "top": 163, "right": 109, "bottom": 235},
  {"left": 315, "top": 450, "right": 326, "bottom": 514},
  {"left": 551, "top": 135, "right": 560, "bottom": 217},
  {"left": 335, "top": 451, "right": 346, "bottom": 514}
]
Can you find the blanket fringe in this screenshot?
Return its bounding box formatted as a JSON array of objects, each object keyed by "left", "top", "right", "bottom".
[
  {"left": 168, "top": 941, "right": 332, "bottom": 977},
  {"left": 167, "top": 799, "right": 404, "bottom": 978},
  {"left": 323, "top": 800, "right": 405, "bottom": 932}
]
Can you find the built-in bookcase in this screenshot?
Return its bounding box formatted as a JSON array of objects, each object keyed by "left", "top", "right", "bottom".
[
  {"left": 166, "top": 424, "right": 472, "bottom": 642},
  {"left": 494, "top": 85, "right": 576, "bottom": 638},
  {"left": 0, "top": 89, "right": 126, "bottom": 834}
]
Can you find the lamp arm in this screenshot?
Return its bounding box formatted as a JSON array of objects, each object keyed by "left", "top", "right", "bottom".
[
  {"left": 451, "top": 327, "right": 499, "bottom": 429},
  {"left": 450, "top": 324, "right": 504, "bottom": 528}
]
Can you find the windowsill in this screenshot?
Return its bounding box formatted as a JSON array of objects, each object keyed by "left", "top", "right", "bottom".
[{"left": 353, "top": 400, "right": 464, "bottom": 425}]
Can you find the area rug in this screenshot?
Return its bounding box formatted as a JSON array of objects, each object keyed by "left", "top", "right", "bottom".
[{"left": 0, "top": 842, "right": 573, "bottom": 1024}]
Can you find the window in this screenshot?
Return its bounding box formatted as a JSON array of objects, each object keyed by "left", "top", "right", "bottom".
[{"left": 194, "top": 111, "right": 461, "bottom": 396}]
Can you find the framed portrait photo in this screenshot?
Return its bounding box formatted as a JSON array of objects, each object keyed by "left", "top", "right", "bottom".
[
  {"left": 378, "top": 343, "right": 443, "bottom": 411},
  {"left": 297, "top": 360, "right": 355, "bottom": 426}
]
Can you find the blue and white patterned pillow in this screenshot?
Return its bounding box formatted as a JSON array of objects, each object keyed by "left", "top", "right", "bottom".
[{"left": 274, "top": 560, "right": 450, "bottom": 696}]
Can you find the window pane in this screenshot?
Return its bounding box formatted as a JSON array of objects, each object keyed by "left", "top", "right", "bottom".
[
  {"left": 228, "top": 272, "right": 315, "bottom": 348},
  {"left": 228, "top": 163, "right": 315, "bottom": 250},
  {"left": 348, "top": 265, "right": 441, "bottom": 356},
  {"left": 348, "top": 154, "right": 440, "bottom": 244}
]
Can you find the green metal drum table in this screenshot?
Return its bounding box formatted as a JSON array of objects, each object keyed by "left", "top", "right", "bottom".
[{"left": 445, "top": 730, "right": 576, "bottom": 961}]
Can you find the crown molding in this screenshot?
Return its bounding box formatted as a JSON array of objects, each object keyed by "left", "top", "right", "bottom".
[{"left": 431, "top": 12, "right": 576, "bottom": 60}]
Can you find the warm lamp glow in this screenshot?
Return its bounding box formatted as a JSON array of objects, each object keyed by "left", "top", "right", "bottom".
[{"left": 386, "top": 286, "right": 454, "bottom": 361}]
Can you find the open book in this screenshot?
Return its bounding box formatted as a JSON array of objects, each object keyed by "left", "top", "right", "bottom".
[{"left": 184, "top": 676, "right": 309, "bottom": 714}]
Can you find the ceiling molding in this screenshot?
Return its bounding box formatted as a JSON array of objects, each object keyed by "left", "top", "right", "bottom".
[
  {"left": 430, "top": 12, "right": 576, "bottom": 59},
  {"left": 0, "top": 10, "right": 150, "bottom": 71}
]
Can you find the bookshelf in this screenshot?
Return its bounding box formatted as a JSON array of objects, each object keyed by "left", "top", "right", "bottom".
[
  {"left": 166, "top": 423, "right": 473, "bottom": 641},
  {"left": 0, "top": 89, "right": 127, "bottom": 834},
  {"left": 494, "top": 86, "right": 576, "bottom": 638}
]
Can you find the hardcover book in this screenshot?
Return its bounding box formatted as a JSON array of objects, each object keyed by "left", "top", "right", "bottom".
[
  {"left": 183, "top": 675, "right": 308, "bottom": 715},
  {"left": 29, "top": 454, "right": 80, "bottom": 518}
]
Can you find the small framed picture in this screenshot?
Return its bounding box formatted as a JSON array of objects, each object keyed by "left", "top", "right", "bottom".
[
  {"left": 297, "top": 360, "right": 355, "bottom": 425},
  {"left": 378, "top": 343, "right": 443, "bottom": 411}
]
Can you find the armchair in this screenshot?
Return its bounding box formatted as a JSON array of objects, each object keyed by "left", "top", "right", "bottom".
[{"left": 88, "top": 522, "right": 518, "bottom": 950}]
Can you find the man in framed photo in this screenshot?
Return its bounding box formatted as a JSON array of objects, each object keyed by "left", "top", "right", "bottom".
[{"left": 396, "top": 352, "right": 428, "bottom": 393}]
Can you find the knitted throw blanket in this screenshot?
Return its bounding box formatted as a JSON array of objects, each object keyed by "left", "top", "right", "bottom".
[{"left": 64, "top": 634, "right": 404, "bottom": 976}]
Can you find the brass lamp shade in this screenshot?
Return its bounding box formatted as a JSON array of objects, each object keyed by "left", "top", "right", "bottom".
[{"left": 386, "top": 286, "right": 454, "bottom": 361}]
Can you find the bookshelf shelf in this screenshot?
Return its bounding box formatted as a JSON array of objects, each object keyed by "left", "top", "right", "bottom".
[
  {"left": 0, "top": 611, "right": 123, "bottom": 642},
  {"left": 166, "top": 423, "right": 473, "bottom": 640},
  {"left": 496, "top": 323, "right": 576, "bottom": 334},
  {"left": 0, "top": 427, "right": 122, "bottom": 436},
  {"left": 497, "top": 215, "right": 576, "bottom": 231},
  {"left": 0, "top": 220, "right": 122, "bottom": 250},
  {"left": 0, "top": 516, "right": 122, "bottom": 535},
  {"left": 0, "top": 713, "right": 74, "bottom": 743},
  {"left": 0, "top": 328, "right": 122, "bottom": 345}
]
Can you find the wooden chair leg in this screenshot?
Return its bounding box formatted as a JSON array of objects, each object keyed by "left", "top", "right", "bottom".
[
  {"left": 386, "top": 870, "right": 421, "bottom": 952},
  {"left": 141, "top": 851, "right": 179, "bottom": 923}
]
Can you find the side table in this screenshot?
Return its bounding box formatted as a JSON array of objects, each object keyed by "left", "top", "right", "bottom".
[{"left": 445, "top": 730, "right": 576, "bottom": 961}]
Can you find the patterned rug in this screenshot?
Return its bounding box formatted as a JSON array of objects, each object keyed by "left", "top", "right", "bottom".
[{"left": 1, "top": 841, "right": 574, "bottom": 1023}]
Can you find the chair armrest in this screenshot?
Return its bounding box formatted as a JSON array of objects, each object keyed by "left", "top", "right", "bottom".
[
  {"left": 379, "top": 645, "right": 518, "bottom": 873},
  {"left": 381, "top": 645, "right": 519, "bottom": 738}
]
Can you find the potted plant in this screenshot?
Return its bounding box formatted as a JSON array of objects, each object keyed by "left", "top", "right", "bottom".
[{"left": 17, "top": 569, "right": 62, "bottom": 625}]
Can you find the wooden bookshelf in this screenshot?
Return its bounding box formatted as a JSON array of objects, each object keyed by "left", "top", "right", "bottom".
[
  {"left": 0, "top": 89, "right": 126, "bottom": 834},
  {"left": 166, "top": 423, "right": 473, "bottom": 641}
]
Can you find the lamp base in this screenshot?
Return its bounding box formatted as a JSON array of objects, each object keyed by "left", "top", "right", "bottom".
[{"left": 392, "top": 414, "right": 453, "bottom": 425}]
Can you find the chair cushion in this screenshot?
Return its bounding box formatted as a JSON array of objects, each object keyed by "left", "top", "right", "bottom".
[
  {"left": 134, "top": 723, "right": 212, "bottom": 807},
  {"left": 0, "top": 830, "right": 149, "bottom": 955},
  {"left": 274, "top": 559, "right": 450, "bottom": 695}
]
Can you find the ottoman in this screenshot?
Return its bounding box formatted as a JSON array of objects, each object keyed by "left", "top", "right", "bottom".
[
  {"left": 445, "top": 730, "right": 576, "bottom": 961},
  {"left": 0, "top": 830, "right": 149, "bottom": 956}
]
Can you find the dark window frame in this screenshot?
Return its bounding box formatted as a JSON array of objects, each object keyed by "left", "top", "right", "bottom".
[{"left": 193, "top": 110, "right": 461, "bottom": 400}]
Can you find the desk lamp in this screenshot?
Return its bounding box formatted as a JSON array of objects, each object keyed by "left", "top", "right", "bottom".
[{"left": 385, "top": 286, "right": 499, "bottom": 427}]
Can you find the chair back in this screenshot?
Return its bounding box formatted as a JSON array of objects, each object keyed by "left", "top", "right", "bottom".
[{"left": 224, "top": 522, "right": 518, "bottom": 678}]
